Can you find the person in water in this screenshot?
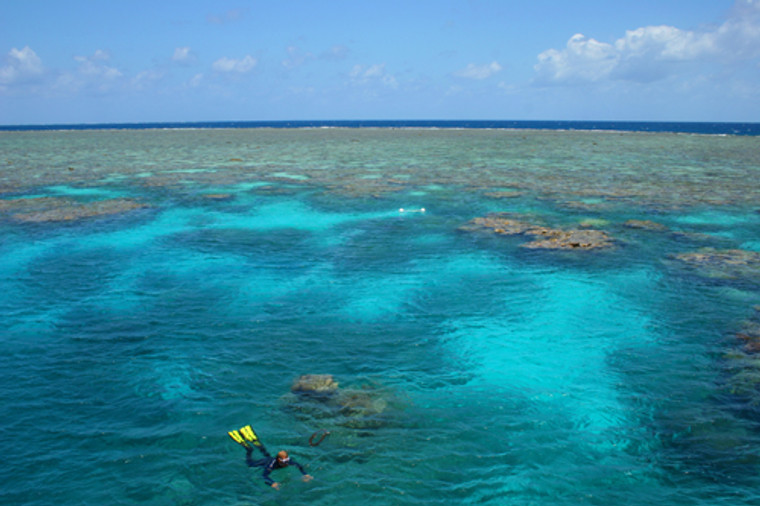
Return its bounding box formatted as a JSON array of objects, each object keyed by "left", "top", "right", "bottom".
[
  {"left": 247, "top": 448, "right": 313, "bottom": 490},
  {"left": 228, "top": 425, "right": 313, "bottom": 490}
]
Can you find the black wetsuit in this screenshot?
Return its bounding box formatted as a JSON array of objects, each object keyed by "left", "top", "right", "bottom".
[{"left": 246, "top": 447, "right": 308, "bottom": 486}]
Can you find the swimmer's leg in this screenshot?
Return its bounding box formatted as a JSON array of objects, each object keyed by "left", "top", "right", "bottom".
[
  {"left": 256, "top": 445, "right": 272, "bottom": 458},
  {"left": 246, "top": 448, "right": 271, "bottom": 468}
]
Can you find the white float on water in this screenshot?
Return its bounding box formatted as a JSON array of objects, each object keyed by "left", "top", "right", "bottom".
[{"left": 399, "top": 208, "right": 426, "bottom": 213}]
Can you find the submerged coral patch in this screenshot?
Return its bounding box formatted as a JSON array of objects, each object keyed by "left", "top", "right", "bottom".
[
  {"left": 0, "top": 196, "right": 73, "bottom": 213},
  {"left": 11, "top": 198, "right": 148, "bottom": 222},
  {"left": 624, "top": 219, "right": 669, "bottom": 231},
  {"left": 484, "top": 191, "right": 525, "bottom": 199},
  {"left": 522, "top": 228, "right": 614, "bottom": 250},
  {"left": 202, "top": 193, "right": 233, "bottom": 200},
  {"left": 292, "top": 374, "right": 340, "bottom": 394},
  {"left": 461, "top": 213, "right": 615, "bottom": 250},
  {"left": 673, "top": 248, "right": 760, "bottom": 281}
]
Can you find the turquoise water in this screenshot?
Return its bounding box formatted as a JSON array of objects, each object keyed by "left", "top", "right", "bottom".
[{"left": 1, "top": 128, "right": 760, "bottom": 505}]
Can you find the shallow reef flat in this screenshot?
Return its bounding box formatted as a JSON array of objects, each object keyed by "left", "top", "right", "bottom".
[{"left": 1, "top": 128, "right": 759, "bottom": 208}]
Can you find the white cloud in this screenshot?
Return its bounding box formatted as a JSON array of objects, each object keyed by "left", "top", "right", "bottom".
[
  {"left": 74, "top": 51, "right": 122, "bottom": 79},
  {"left": 534, "top": 0, "right": 760, "bottom": 84},
  {"left": 212, "top": 55, "right": 257, "bottom": 73},
  {"left": 91, "top": 49, "right": 110, "bottom": 61},
  {"left": 454, "top": 61, "right": 502, "bottom": 79},
  {"left": 173, "top": 47, "right": 197, "bottom": 64},
  {"left": 207, "top": 8, "right": 246, "bottom": 25},
  {"left": 0, "top": 46, "right": 44, "bottom": 85},
  {"left": 716, "top": 0, "right": 760, "bottom": 58},
  {"left": 498, "top": 81, "right": 519, "bottom": 94},
  {"left": 131, "top": 69, "right": 165, "bottom": 90},
  {"left": 283, "top": 44, "right": 350, "bottom": 69},
  {"left": 188, "top": 73, "right": 203, "bottom": 87},
  {"left": 362, "top": 64, "right": 384, "bottom": 78},
  {"left": 41, "top": 50, "right": 124, "bottom": 95},
  {"left": 349, "top": 63, "right": 397, "bottom": 88},
  {"left": 282, "top": 46, "right": 314, "bottom": 69},
  {"left": 321, "top": 45, "right": 349, "bottom": 61},
  {"left": 445, "top": 84, "right": 464, "bottom": 96},
  {"left": 615, "top": 25, "right": 714, "bottom": 60},
  {"left": 534, "top": 34, "right": 618, "bottom": 83}
]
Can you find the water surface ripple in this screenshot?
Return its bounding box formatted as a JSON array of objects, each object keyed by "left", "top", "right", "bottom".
[{"left": 1, "top": 128, "right": 759, "bottom": 505}]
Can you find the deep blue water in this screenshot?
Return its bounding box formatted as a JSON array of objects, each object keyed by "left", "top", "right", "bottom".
[
  {"left": 1, "top": 119, "right": 759, "bottom": 136},
  {"left": 1, "top": 127, "right": 760, "bottom": 504}
]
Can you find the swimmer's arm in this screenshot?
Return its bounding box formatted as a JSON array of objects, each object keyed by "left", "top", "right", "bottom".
[
  {"left": 290, "top": 458, "right": 313, "bottom": 481},
  {"left": 262, "top": 465, "right": 276, "bottom": 486},
  {"left": 289, "top": 457, "right": 307, "bottom": 475}
]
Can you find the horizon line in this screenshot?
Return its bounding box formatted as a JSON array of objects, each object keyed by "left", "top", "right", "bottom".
[
  {"left": 3, "top": 118, "right": 760, "bottom": 128},
  {"left": 2, "top": 119, "right": 759, "bottom": 136}
]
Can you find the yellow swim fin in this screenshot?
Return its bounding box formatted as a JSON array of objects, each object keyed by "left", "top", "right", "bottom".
[
  {"left": 228, "top": 429, "right": 249, "bottom": 448},
  {"left": 240, "top": 425, "right": 261, "bottom": 447}
]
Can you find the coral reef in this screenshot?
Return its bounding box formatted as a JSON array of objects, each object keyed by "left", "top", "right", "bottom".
[
  {"left": 672, "top": 248, "right": 760, "bottom": 281},
  {"left": 724, "top": 308, "right": 760, "bottom": 403},
  {"left": 624, "top": 219, "right": 669, "bottom": 231},
  {"left": 483, "top": 191, "right": 525, "bottom": 199},
  {"left": 11, "top": 198, "right": 147, "bottom": 222},
  {"left": 291, "top": 374, "right": 340, "bottom": 395},
  {"left": 285, "top": 375, "right": 397, "bottom": 430},
  {"left": 522, "top": 228, "right": 614, "bottom": 250},
  {"left": 461, "top": 213, "right": 615, "bottom": 250}
]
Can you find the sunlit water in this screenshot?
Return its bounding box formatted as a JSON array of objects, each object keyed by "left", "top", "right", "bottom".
[{"left": 1, "top": 128, "right": 760, "bottom": 505}]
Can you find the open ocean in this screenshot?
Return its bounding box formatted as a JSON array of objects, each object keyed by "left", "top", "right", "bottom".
[{"left": 1, "top": 121, "right": 760, "bottom": 505}]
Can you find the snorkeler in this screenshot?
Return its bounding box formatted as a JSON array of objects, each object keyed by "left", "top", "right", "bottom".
[{"left": 229, "top": 425, "right": 313, "bottom": 490}]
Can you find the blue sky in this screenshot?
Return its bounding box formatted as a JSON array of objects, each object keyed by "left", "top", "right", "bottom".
[{"left": 1, "top": 0, "right": 759, "bottom": 124}]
